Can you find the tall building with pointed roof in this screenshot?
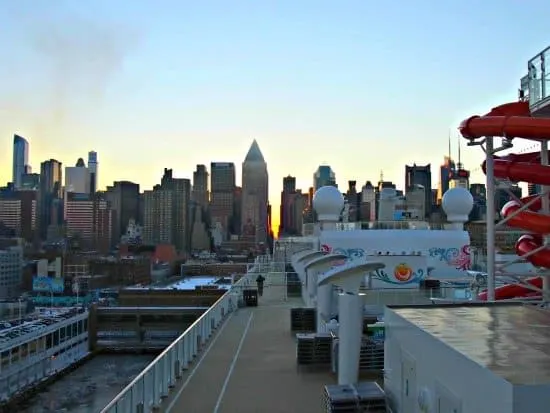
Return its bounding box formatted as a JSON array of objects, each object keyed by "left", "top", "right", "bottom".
[
  {"left": 241, "top": 139, "right": 269, "bottom": 244},
  {"left": 244, "top": 139, "right": 265, "bottom": 163}
]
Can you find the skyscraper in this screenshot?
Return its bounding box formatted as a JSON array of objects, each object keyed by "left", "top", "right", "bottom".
[
  {"left": 313, "top": 165, "right": 336, "bottom": 190},
  {"left": 39, "top": 159, "right": 62, "bottom": 240},
  {"left": 161, "top": 169, "right": 191, "bottom": 252},
  {"left": 65, "top": 192, "right": 113, "bottom": 253},
  {"left": 283, "top": 176, "right": 296, "bottom": 193},
  {"left": 142, "top": 170, "right": 191, "bottom": 252},
  {"left": 88, "top": 151, "right": 98, "bottom": 193},
  {"left": 65, "top": 158, "right": 90, "bottom": 194},
  {"left": 241, "top": 140, "right": 269, "bottom": 243},
  {"left": 437, "top": 156, "right": 456, "bottom": 204},
  {"left": 105, "top": 181, "right": 141, "bottom": 244},
  {"left": 280, "top": 175, "right": 298, "bottom": 236},
  {"left": 12, "top": 134, "right": 29, "bottom": 189},
  {"left": 210, "top": 162, "right": 236, "bottom": 239},
  {"left": 405, "top": 164, "right": 432, "bottom": 217},
  {"left": 192, "top": 165, "right": 209, "bottom": 209}
]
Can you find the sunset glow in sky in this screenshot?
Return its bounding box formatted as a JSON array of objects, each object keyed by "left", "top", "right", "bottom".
[{"left": 1, "top": 1, "right": 549, "bottom": 233}]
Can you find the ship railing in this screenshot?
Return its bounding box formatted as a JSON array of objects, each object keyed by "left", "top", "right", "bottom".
[
  {"left": 100, "top": 274, "right": 251, "bottom": 413},
  {"left": 527, "top": 45, "right": 550, "bottom": 110}
]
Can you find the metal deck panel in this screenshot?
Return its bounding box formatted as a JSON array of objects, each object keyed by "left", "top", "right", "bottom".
[{"left": 393, "top": 304, "right": 550, "bottom": 385}]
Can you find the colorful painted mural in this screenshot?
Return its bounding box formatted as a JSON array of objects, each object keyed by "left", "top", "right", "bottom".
[
  {"left": 320, "top": 244, "right": 426, "bottom": 285},
  {"left": 394, "top": 263, "right": 414, "bottom": 282},
  {"left": 323, "top": 244, "right": 471, "bottom": 271},
  {"left": 321, "top": 244, "right": 365, "bottom": 260},
  {"left": 371, "top": 267, "right": 426, "bottom": 285},
  {"left": 428, "top": 245, "right": 471, "bottom": 270}
]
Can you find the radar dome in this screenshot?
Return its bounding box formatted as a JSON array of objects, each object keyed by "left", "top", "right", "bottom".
[
  {"left": 442, "top": 187, "right": 474, "bottom": 223},
  {"left": 313, "top": 186, "right": 344, "bottom": 221}
]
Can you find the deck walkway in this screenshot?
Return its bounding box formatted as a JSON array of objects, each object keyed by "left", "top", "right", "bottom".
[{"left": 161, "top": 281, "right": 335, "bottom": 413}]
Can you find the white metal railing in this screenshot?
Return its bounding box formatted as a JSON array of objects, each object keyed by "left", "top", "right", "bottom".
[{"left": 100, "top": 277, "right": 251, "bottom": 413}]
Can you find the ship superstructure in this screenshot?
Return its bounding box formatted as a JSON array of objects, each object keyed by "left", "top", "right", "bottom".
[{"left": 0, "top": 307, "right": 89, "bottom": 402}]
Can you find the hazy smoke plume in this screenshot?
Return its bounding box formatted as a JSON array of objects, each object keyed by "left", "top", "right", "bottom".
[
  {"left": 2, "top": 6, "right": 142, "bottom": 142},
  {"left": 31, "top": 16, "right": 141, "bottom": 124}
]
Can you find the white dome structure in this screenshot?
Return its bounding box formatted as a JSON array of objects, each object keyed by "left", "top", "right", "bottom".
[
  {"left": 442, "top": 187, "right": 474, "bottom": 223},
  {"left": 313, "top": 186, "right": 344, "bottom": 221}
]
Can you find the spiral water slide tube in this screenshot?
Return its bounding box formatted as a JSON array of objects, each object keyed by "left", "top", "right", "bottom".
[{"left": 460, "top": 101, "right": 550, "bottom": 300}]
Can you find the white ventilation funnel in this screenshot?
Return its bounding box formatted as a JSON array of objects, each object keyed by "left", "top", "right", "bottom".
[
  {"left": 303, "top": 253, "right": 347, "bottom": 328},
  {"left": 292, "top": 250, "right": 325, "bottom": 276},
  {"left": 319, "top": 261, "right": 385, "bottom": 386}
]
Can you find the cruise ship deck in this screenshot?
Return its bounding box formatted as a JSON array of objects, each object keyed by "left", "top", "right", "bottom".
[
  {"left": 159, "top": 278, "right": 336, "bottom": 413},
  {"left": 101, "top": 263, "right": 464, "bottom": 413}
]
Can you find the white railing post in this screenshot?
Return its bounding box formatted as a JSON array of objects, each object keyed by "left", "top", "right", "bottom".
[
  {"left": 152, "top": 363, "right": 160, "bottom": 407},
  {"left": 183, "top": 334, "right": 189, "bottom": 369}
]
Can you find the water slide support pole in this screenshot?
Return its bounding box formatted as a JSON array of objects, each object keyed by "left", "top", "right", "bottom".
[
  {"left": 541, "top": 140, "right": 550, "bottom": 302},
  {"left": 485, "top": 137, "right": 496, "bottom": 301}
]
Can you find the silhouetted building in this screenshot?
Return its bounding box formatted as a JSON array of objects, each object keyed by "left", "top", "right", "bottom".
[
  {"left": 313, "top": 165, "right": 336, "bottom": 190},
  {"left": 405, "top": 164, "right": 432, "bottom": 217},
  {"left": 437, "top": 156, "right": 456, "bottom": 204},
  {"left": 241, "top": 140, "right": 269, "bottom": 243},
  {"left": 13, "top": 134, "right": 30, "bottom": 190},
  {"left": 88, "top": 151, "right": 98, "bottom": 194},
  {"left": 39, "top": 159, "right": 62, "bottom": 240},
  {"left": 279, "top": 176, "right": 303, "bottom": 236},
  {"left": 210, "top": 162, "right": 236, "bottom": 239},
  {"left": 192, "top": 164, "right": 209, "bottom": 209},
  {"left": 105, "top": 181, "right": 140, "bottom": 245}
]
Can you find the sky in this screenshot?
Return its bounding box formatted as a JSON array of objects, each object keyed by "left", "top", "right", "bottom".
[{"left": 1, "top": 0, "right": 550, "bottom": 233}]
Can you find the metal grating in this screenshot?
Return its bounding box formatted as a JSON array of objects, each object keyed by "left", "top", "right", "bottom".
[
  {"left": 296, "top": 333, "right": 333, "bottom": 366},
  {"left": 324, "top": 381, "right": 386, "bottom": 412},
  {"left": 332, "top": 336, "right": 384, "bottom": 374},
  {"left": 291, "top": 307, "right": 316, "bottom": 333}
]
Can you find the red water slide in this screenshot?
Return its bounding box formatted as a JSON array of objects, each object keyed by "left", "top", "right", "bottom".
[{"left": 459, "top": 101, "right": 550, "bottom": 300}]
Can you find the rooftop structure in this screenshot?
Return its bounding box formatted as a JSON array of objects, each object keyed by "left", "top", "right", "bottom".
[
  {"left": 385, "top": 303, "right": 550, "bottom": 412},
  {"left": 0, "top": 307, "right": 86, "bottom": 349},
  {"left": 124, "top": 276, "right": 233, "bottom": 291}
]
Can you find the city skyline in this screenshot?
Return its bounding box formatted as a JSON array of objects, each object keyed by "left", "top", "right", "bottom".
[
  {"left": 1, "top": 1, "right": 547, "bottom": 232},
  {"left": 1, "top": 133, "right": 481, "bottom": 232}
]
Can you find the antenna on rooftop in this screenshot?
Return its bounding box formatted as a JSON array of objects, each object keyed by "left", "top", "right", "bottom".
[{"left": 379, "top": 170, "right": 384, "bottom": 182}]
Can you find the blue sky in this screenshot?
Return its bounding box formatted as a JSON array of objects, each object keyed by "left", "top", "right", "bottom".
[{"left": 0, "top": 0, "right": 549, "bottom": 228}]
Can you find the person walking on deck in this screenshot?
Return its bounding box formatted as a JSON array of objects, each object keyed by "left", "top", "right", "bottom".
[{"left": 256, "top": 274, "right": 265, "bottom": 296}]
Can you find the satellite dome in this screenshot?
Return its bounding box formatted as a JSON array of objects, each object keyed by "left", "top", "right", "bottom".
[
  {"left": 313, "top": 186, "right": 344, "bottom": 221},
  {"left": 442, "top": 187, "right": 474, "bottom": 223}
]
